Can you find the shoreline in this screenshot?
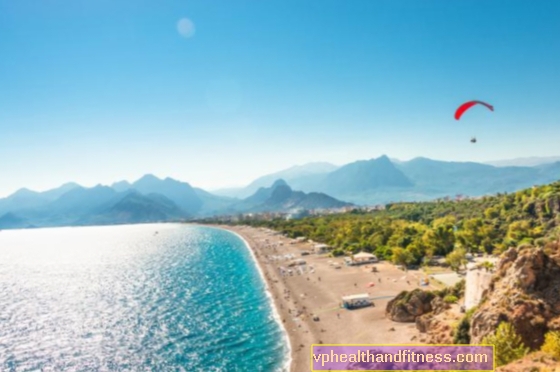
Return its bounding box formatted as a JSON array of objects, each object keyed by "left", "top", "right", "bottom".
[
  {"left": 225, "top": 228, "right": 293, "bottom": 372},
  {"left": 217, "top": 224, "right": 424, "bottom": 372}
]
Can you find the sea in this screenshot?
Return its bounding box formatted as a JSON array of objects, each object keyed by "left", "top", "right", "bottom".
[{"left": 0, "top": 224, "right": 289, "bottom": 372}]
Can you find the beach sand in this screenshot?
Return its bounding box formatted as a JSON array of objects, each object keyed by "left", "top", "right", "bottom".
[{"left": 220, "top": 225, "right": 425, "bottom": 372}]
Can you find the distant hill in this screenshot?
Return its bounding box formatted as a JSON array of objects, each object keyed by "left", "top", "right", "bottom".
[
  {"left": 231, "top": 179, "right": 290, "bottom": 211},
  {"left": 111, "top": 180, "right": 132, "bottom": 192},
  {"left": 192, "top": 187, "right": 237, "bottom": 217},
  {"left": 485, "top": 156, "right": 560, "bottom": 167},
  {"left": 395, "top": 157, "right": 560, "bottom": 199},
  {"left": 0, "top": 212, "right": 34, "bottom": 229},
  {"left": 0, "top": 181, "right": 193, "bottom": 229},
  {"left": 216, "top": 155, "right": 560, "bottom": 206},
  {"left": 0, "top": 174, "right": 351, "bottom": 229},
  {"left": 213, "top": 162, "right": 338, "bottom": 198},
  {"left": 236, "top": 179, "right": 352, "bottom": 213},
  {"left": 130, "top": 175, "right": 203, "bottom": 214},
  {"left": 3, "top": 153, "right": 560, "bottom": 229},
  {"left": 318, "top": 155, "right": 413, "bottom": 197},
  {"left": 0, "top": 182, "right": 80, "bottom": 216},
  {"left": 78, "top": 191, "right": 186, "bottom": 225}
]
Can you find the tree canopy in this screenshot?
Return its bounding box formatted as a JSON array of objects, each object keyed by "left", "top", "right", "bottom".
[{"left": 216, "top": 181, "right": 560, "bottom": 265}]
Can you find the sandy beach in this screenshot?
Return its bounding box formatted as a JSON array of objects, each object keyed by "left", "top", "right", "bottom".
[{"left": 219, "top": 225, "right": 429, "bottom": 372}]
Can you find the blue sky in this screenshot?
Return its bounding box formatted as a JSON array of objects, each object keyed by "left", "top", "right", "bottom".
[{"left": 1, "top": 0, "right": 560, "bottom": 196}]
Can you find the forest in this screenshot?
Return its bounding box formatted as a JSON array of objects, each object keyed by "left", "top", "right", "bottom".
[{"left": 226, "top": 181, "right": 560, "bottom": 267}]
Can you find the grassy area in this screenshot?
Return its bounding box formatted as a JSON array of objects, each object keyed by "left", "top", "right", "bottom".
[{"left": 422, "top": 265, "right": 454, "bottom": 275}]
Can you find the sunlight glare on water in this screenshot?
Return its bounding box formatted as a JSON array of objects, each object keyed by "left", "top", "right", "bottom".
[{"left": 0, "top": 224, "right": 287, "bottom": 371}]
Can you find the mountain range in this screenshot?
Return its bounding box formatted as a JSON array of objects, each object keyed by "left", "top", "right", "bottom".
[
  {"left": 2, "top": 154, "right": 560, "bottom": 229},
  {"left": 0, "top": 175, "right": 350, "bottom": 229},
  {"left": 484, "top": 156, "right": 560, "bottom": 167},
  {"left": 213, "top": 155, "right": 560, "bottom": 205}
]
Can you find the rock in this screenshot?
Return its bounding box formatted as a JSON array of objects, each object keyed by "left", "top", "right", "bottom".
[
  {"left": 470, "top": 245, "right": 560, "bottom": 350},
  {"left": 495, "top": 351, "right": 559, "bottom": 372},
  {"left": 386, "top": 289, "right": 435, "bottom": 322},
  {"left": 415, "top": 313, "right": 434, "bottom": 333},
  {"left": 431, "top": 296, "right": 451, "bottom": 315}
]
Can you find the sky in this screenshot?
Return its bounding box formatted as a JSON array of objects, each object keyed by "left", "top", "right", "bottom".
[{"left": 1, "top": 0, "right": 560, "bottom": 197}]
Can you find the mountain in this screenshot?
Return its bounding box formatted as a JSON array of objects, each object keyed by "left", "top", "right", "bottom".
[
  {"left": 317, "top": 155, "right": 413, "bottom": 201},
  {"left": 0, "top": 182, "right": 81, "bottom": 216},
  {"left": 41, "top": 182, "right": 81, "bottom": 200},
  {"left": 246, "top": 179, "right": 289, "bottom": 205},
  {"left": 131, "top": 175, "right": 203, "bottom": 214},
  {"left": 16, "top": 185, "right": 123, "bottom": 227},
  {"left": 111, "top": 180, "right": 132, "bottom": 192},
  {"left": 396, "top": 157, "right": 560, "bottom": 197},
  {"left": 47, "top": 185, "right": 117, "bottom": 213},
  {"left": 0, "top": 183, "right": 192, "bottom": 229},
  {"left": 485, "top": 156, "right": 560, "bottom": 167},
  {"left": 234, "top": 179, "right": 352, "bottom": 213},
  {"left": 0, "top": 212, "right": 34, "bottom": 229},
  {"left": 213, "top": 162, "right": 338, "bottom": 198},
  {"left": 78, "top": 191, "right": 186, "bottom": 225},
  {"left": 216, "top": 155, "right": 560, "bottom": 206},
  {"left": 0, "top": 188, "right": 47, "bottom": 215},
  {"left": 192, "top": 187, "right": 236, "bottom": 217},
  {"left": 257, "top": 186, "right": 352, "bottom": 212},
  {"left": 4, "top": 153, "right": 560, "bottom": 229},
  {"left": 0, "top": 175, "right": 240, "bottom": 229}
]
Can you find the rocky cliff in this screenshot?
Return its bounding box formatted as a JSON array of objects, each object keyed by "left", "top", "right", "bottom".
[{"left": 470, "top": 245, "right": 560, "bottom": 349}]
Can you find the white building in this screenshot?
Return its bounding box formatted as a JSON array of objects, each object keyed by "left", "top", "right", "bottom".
[{"left": 464, "top": 262, "right": 494, "bottom": 310}]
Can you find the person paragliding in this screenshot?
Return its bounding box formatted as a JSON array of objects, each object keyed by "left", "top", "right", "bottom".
[{"left": 455, "top": 100, "right": 493, "bottom": 143}]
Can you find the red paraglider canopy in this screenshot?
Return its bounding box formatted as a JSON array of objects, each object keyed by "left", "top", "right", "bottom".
[{"left": 454, "top": 100, "right": 494, "bottom": 120}]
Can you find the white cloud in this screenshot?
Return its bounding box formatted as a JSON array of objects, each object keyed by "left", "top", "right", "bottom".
[{"left": 177, "top": 18, "right": 195, "bottom": 38}]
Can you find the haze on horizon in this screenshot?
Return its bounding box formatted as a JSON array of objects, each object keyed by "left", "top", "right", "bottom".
[{"left": 1, "top": 0, "right": 560, "bottom": 198}]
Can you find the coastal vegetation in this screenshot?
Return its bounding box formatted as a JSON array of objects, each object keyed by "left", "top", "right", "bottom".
[
  {"left": 541, "top": 331, "right": 560, "bottom": 359},
  {"left": 482, "top": 322, "right": 529, "bottom": 366},
  {"left": 453, "top": 308, "right": 476, "bottom": 345},
  {"left": 234, "top": 181, "right": 560, "bottom": 267}
]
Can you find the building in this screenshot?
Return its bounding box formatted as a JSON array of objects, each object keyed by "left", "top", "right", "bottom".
[
  {"left": 464, "top": 262, "right": 494, "bottom": 310},
  {"left": 314, "top": 243, "right": 330, "bottom": 254},
  {"left": 347, "top": 251, "right": 378, "bottom": 265},
  {"left": 341, "top": 294, "right": 373, "bottom": 309}
]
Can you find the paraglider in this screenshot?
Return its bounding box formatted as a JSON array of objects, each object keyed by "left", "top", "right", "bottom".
[
  {"left": 455, "top": 100, "right": 494, "bottom": 143},
  {"left": 454, "top": 100, "right": 494, "bottom": 120}
]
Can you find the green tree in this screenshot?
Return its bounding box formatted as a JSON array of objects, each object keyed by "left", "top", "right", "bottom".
[
  {"left": 453, "top": 316, "right": 471, "bottom": 344},
  {"left": 422, "top": 224, "right": 455, "bottom": 256},
  {"left": 391, "top": 247, "right": 415, "bottom": 268},
  {"left": 541, "top": 330, "right": 560, "bottom": 359},
  {"left": 446, "top": 246, "right": 467, "bottom": 272},
  {"left": 482, "top": 322, "right": 529, "bottom": 366},
  {"left": 456, "top": 218, "right": 485, "bottom": 252}
]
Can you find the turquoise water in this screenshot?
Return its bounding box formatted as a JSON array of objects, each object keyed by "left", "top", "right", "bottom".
[{"left": 0, "top": 224, "right": 289, "bottom": 371}]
